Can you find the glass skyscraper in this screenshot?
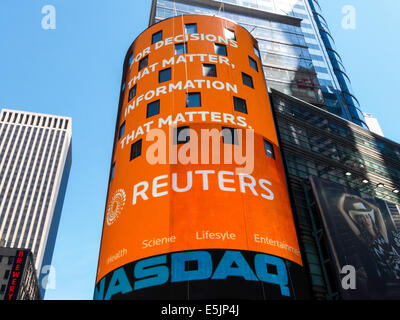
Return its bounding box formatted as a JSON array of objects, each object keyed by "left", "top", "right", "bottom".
[
  {"left": 0, "top": 109, "right": 72, "bottom": 297},
  {"left": 269, "top": 88, "right": 400, "bottom": 299},
  {"left": 149, "top": 0, "right": 366, "bottom": 127}
]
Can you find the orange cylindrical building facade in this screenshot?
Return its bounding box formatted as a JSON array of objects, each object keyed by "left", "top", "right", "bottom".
[{"left": 95, "top": 15, "right": 307, "bottom": 300}]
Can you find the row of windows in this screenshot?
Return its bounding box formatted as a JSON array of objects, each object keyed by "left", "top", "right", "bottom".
[
  {"left": 260, "top": 50, "right": 314, "bottom": 72},
  {"left": 1, "top": 112, "right": 69, "bottom": 130},
  {"left": 155, "top": 1, "right": 303, "bottom": 35},
  {"left": 127, "top": 41, "right": 234, "bottom": 89},
  {"left": 120, "top": 93, "right": 249, "bottom": 143},
  {"left": 258, "top": 38, "right": 312, "bottom": 61},
  {"left": 278, "top": 114, "right": 400, "bottom": 183},
  {"left": 285, "top": 152, "right": 400, "bottom": 205},
  {"left": 134, "top": 41, "right": 241, "bottom": 75},
  {"left": 246, "top": 23, "right": 308, "bottom": 48},
  {"left": 276, "top": 114, "right": 400, "bottom": 204},
  {"left": 130, "top": 27, "right": 259, "bottom": 74},
  {"left": 218, "top": 0, "right": 308, "bottom": 14},
  {"left": 0, "top": 125, "right": 61, "bottom": 249},
  {"left": 127, "top": 131, "right": 275, "bottom": 160},
  {"left": 124, "top": 95, "right": 247, "bottom": 144},
  {"left": 275, "top": 96, "right": 400, "bottom": 162},
  {"left": 152, "top": 23, "right": 197, "bottom": 44},
  {"left": 118, "top": 129, "right": 275, "bottom": 168},
  {"left": 150, "top": 23, "right": 235, "bottom": 46},
  {"left": 128, "top": 64, "right": 255, "bottom": 103},
  {"left": 130, "top": 26, "right": 236, "bottom": 72},
  {"left": 110, "top": 131, "right": 276, "bottom": 180},
  {"left": 10, "top": 128, "right": 43, "bottom": 246},
  {"left": 125, "top": 92, "right": 247, "bottom": 130},
  {"left": 0, "top": 126, "right": 25, "bottom": 208},
  {"left": 124, "top": 31, "right": 260, "bottom": 97}
]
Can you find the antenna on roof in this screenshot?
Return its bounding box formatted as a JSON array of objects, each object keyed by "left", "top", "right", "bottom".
[{"left": 217, "top": 1, "right": 224, "bottom": 16}]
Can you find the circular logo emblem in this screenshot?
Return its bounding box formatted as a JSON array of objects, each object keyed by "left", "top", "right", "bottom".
[{"left": 106, "top": 189, "right": 126, "bottom": 226}]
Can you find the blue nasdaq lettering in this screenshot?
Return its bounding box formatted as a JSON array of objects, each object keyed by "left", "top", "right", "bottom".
[
  {"left": 171, "top": 251, "right": 212, "bottom": 282},
  {"left": 134, "top": 255, "right": 169, "bottom": 290},
  {"left": 94, "top": 250, "right": 291, "bottom": 300}
]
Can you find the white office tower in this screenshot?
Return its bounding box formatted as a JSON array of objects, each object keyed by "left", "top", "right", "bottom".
[
  {"left": 0, "top": 109, "right": 72, "bottom": 297},
  {"left": 363, "top": 112, "right": 384, "bottom": 137}
]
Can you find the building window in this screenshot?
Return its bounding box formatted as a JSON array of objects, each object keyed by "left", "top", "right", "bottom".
[
  {"left": 174, "top": 126, "right": 190, "bottom": 144},
  {"left": 118, "top": 121, "right": 126, "bottom": 140},
  {"left": 254, "top": 46, "right": 261, "bottom": 58},
  {"left": 128, "top": 53, "right": 133, "bottom": 66},
  {"left": 147, "top": 100, "right": 160, "bottom": 118},
  {"left": 222, "top": 127, "right": 238, "bottom": 145},
  {"left": 175, "top": 43, "right": 187, "bottom": 55},
  {"left": 159, "top": 67, "right": 171, "bottom": 83},
  {"left": 186, "top": 92, "right": 201, "bottom": 107},
  {"left": 8, "top": 257, "right": 13, "bottom": 265},
  {"left": 233, "top": 96, "right": 247, "bottom": 114},
  {"left": 214, "top": 43, "right": 227, "bottom": 56},
  {"left": 242, "top": 72, "right": 254, "bottom": 88},
  {"left": 128, "top": 85, "right": 137, "bottom": 102},
  {"left": 185, "top": 23, "right": 197, "bottom": 34},
  {"left": 130, "top": 139, "right": 142, "bottom": 160},
  {"left": 152, "top": 30, "right": 163, "bottom": 44},
  {"left": 138, "top": 55, "right": 148, "bottom": 71},
  {"left": 110, "top": 162, "right": 115, "bottom": 181},
  {"left": 202, "top": 64, "right": 217, "bottom": 77},
  {"left": 0, "top": 285, "right": 5, "bottom": 294},
  {"left": 224, "top": 28, "right": 236, "bottom": 40},
  {"left": 264, "top": 139, "right": 275, "bottom": 159},
  {"left": 249, "top": 56, "right": 258, "bottom": 71},
  {"left": 4, "top": 269, "right": 10, "bottom": 279}
]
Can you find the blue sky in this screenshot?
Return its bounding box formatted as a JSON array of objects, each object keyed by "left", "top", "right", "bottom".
[
  {"left": 0, "top": 0, "right": 152, "bottom": 300},
  {"left": 0, "top": 0, "right": 398, "bottom": 300},
  {"left": 319, "top": 0, "right": 400, "bottom": 142}
]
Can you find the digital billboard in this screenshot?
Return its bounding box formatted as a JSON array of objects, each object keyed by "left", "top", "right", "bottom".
[
  {"left": 5, "top": 250, "right": 28, "bottom": 300},
  {"left": 310, "top": 176, "right": 400, "bottom": 299},
  {"left": 94, "top": 15, "right": 308, "bottom": 300}
]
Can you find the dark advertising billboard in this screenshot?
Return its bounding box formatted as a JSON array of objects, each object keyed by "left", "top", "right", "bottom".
[{"left": 310, "top": 176, "right": 400, "bottom": 299}]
